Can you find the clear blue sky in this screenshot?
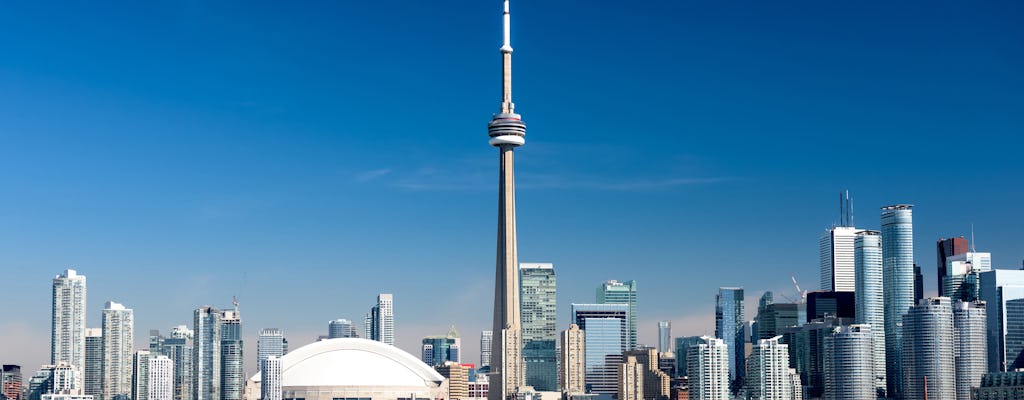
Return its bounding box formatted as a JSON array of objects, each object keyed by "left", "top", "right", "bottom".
[{"left": 1, "top": 1, "right": 1021, "bottom": 372}]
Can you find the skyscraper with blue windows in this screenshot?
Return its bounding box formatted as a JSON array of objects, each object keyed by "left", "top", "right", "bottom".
[
  {"left": 881, "top": 204, "right": 914, "bottom": 399},
  {"left": 519, "top": 263, "right": 556, "bottom": 391},
  {"left": 715, "top": 287, "right": 744, "bottom": 393},
  {"left": 572, "top": 303, "right": 628, "bottom": 395},
  {"left": 854, "top": 229, "right": 886, "bottom": 397},
  {"left": 597, "top": 280, "right": 637, "bottom": 350}
]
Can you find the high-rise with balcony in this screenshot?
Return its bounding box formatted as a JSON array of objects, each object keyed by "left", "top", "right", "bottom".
[
  {"left": 954, "top": 301, "right": 987, "bottom": 400},
  {"left": 219, "top": 309, "right": 243, "bottom": 400},
  {"left": 597, "top": 280, "right": 638, "bottom": 351},
  {"left": 715, "top": 287, "right": 745, "bottom": 392},
  {"left": 519, "top": 263, "right": 556, "bottom": 391},
  {"left": 102, "top": 301, "right": 134, "bottom": 400},
  {"left": 148, "top": 355, "right": 173, "bottom": 400},
  {"left": 823, "top": 324, "right": 874, "bottom": 400},
  {"left": 52, "top": 269, "right": 87, "bottom": 385},
  {"left": 881, "top": 204, "right": 914, "bottom": 398},
  {"left": 687, "top": 336, "right": 729, "bottom": 400},
  {"left": 480, "top": 330, "right": 493, "bottom": 370},
  {"left": 745, "top": 336, "right": 800, "bottom": 400},
  {"left": 133, "top": 349, "right": 152, "bottom": 400},
  {"left": 572, "top": 303, "right": 628, "bottom": 395},
  {"left": 259, "top": 356, "right": 281, "bottom": 400},
  {"left": 902, "top": 297, "right": 955, "bottom": 400},
  {"left": 83, "top": 328, "right": 102, "bottom": 399},
  {"left": 853, "top": 229, "right": 886, "bottom": 396},
  {"left": 165, "top": 325, "right": 193, "bottom": 400},
  {"left": 559, "top": 324, "right": 585, "bottom": 394}
]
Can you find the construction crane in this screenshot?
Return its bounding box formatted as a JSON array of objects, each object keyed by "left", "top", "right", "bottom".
[{"left": 791, "top": 273, "right": 808, "bottom": 304}]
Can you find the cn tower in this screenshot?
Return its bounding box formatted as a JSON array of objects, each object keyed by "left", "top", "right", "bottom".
[{"left": 487, "top": 0, "right": 526, "bottom": 399}]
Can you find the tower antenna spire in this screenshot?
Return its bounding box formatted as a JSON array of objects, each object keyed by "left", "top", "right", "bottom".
[{"left": 500, "top": 0, "right": 514, "bottom": 114}]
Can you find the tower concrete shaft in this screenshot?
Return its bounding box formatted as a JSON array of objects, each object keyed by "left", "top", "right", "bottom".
[{"left": 488, "top": 1, "right": 525, "bottom": 399}]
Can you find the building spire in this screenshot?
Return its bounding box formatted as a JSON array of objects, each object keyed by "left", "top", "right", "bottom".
[{"left": 500, "top": 0, "right": 514, "bottom": 114}]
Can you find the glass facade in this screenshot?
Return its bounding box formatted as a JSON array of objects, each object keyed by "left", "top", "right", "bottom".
[
  {"left": 715, "top": 287, "right": 744, "bottom": 392},
  {"left": 823, "top": 324, "right": 874, "bottom": 400},
  {"left": 674, "top": 336, "right": 704, "bottom": 378},
  {"left": 902, "top": 297, "right": 955, "bottom": 400},
  {"left": 854, "top": 230, "right": 886, "bottom": 396},
  {"left": 657, "top": 321, "right": 671, "bottom": 354},
  {"left": 954, "top": 301, "right": 987, "bottom": 400},
  {"left": 193, "top": 307, "right": 221, "bottom": 400},
  {"left": 327, "top": 320, "right": 357, "bottom": 339},
  {"left": 881, "top": 205, "right": 913, "bottom": 398},
  {"left": 572, "top": 303, "right": 628, "bottom": 395},
  {"left": 596, "top": 280, "right": 637, "bottom": 350},
  {"left": 979, "top": 270, "right": 1024, "bottom": 373},
  {"left": 219, "top": 311, "right": 243, "bottom": 400},
  {"left": 520, "top": 263, "right": 557, "bottom": 391}
]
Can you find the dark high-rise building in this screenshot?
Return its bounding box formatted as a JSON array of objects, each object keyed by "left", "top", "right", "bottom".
[
  {"left": 805, "top": 291, "right": 855, "bottom": 322},
  {"left": 754, "top": 292, "right": 800, "bottom": 340},
  {"left": 715, "top": 287, "right": 745, "bottom": 393},
  {"left": 937, "top": 237, "right": 969, "bottom": 297},
  {"left": 914, "top": 263, "right": 924, "bottom": 302}
]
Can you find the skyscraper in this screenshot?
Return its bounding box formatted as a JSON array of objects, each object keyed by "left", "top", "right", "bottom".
[
  {"left": 421, "top": 326, "right": 462, "bottom": 367},
  {"left": 148, "top": 356, "right": 173, "bottom": 400},
  {"left": 823, "top": 325, "right": 874, "bottom": 400},
  {"left": 881, "top": 204, "right": 914, "bottom": 398},
  {"left": 902, "top": 297, "right": 955, "bottom": 400},
  {"left": 366, "top": 294, "right": 395, "bottom": 346},
  {"left": 853, "top": 230, "right": 886, "bottom": 396},
  {"left": 558, "top": 324, "right": 585, "bottom": 394},
  {"left": 979, "top": 269, "right": 1024, "bottom": 372},
  {"left": 193, "top": 307, "right": 221, "bottom": 400},
  {"left": 132, "top": 349, "right": 152, "bottom": 400},
  {"left": 51, "top": 269, "right": 87, "bottom": 385},
  {"left": 622, "top": 348, "right": 671, "bottom": 400},
  {"left": 164, "top": 326, "right": 193, "bottom": 400},
  {"left": 519, "top": 263, "right": 556, "bottom": 391},
  {"left": 754, "top": 292, "right": 799, "bottom": 341},
  {"left": 944, "top": 252, "right": 992, "bottom": 302},
  {"left": 597, "top": 280, "right": 638, "bottom": 350},
  {"left": 954, "top": 301, "right": 987, "bottom": 400},
  {"left": 617, "top": 356, "right": 644, "bottom": 400},
  {"left": 572, "top": 303, "right": 629, "bottom": 395},
  {"left": 327, "top": 320, "right": 357, "bottom": 339},
  {"left": 745, "top": 336, "right": 800, "bottom": 400},
  {"left": 820, "top": 226, "right": 858, "bottom": 292},
  {"left": 657, "top": 321, "right": 671, "bottom": 354},
  {"left": 937, "top": 237, "right": 970, "bottom": 297},
  {"left": 83, "top": 328, "right": 102, "bottom": 399},
  {"left": 674, "top": 336, "right": 704, "bottom": 378},
  {"left": 480, "top": 331, "right": 493, "bottom": 370},
  {"left": 715, "top": 287, "right": 744, "bottom": 392},
  {"left": 687, "top": 336, "right": 729, "bottom": 400},
  {"left": 257, "top": 329, "right": 287, "bottom": 367},
  {"left": 100, "top": 301, "right": 133, "bottom": 400},
  {"left": 487, "top": 1, "right": 527, "bottom": 398},
  {"left": 2, "top": 365, "right": 23, "bottom": 400},
  {"left": 219, "top": 309, "right": 243, "bottom": 400},
  {"left": 259, "top": 357, "right": 281, "bottom": 400}
]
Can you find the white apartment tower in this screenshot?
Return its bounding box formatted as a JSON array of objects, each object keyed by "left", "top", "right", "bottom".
[
  {"left": 366, "top": 294, "right": 395, "bottom": 346},
  {"left": 148, "top": 356, "right": 173, "bottom": 400},
  {"left": 52, "top": 269, "right": 87, "bottom": 385},
  {"left": 132, "top": 349, "right": 152, "bottom": 400},
  {"left": 558, "top": 324, "right": 585, "bottom": 394},
  {"left": 102, "top": 301, "right": 134, "bottom": 400},
  {"left": 481, "top": 331, "right": 493, "bottom": 369},
  {"left": 953, "top": 301, "right": 987, "bottom": 400},
  {"left": 823, "top": 325, "right": 875, "bottom": 400},
  {"left": 687, "top": 336, "right": 730, "bottom": 400},
  {"left": 259, "top": 356, "right": 281, "bottom": 400},
  {"left": 745, "top": 336, "right": 800, "bottom": 400}
]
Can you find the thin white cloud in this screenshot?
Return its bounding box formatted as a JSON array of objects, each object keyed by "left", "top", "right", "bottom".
[{"left": 354, "top": 168, "right": 393, "bottom": 182}]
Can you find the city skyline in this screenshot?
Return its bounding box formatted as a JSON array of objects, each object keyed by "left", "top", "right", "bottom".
[{"left": 1, "top": 0, "right": 1022, "bottom": 382}]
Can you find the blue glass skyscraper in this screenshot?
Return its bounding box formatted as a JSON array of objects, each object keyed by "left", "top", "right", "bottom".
[
  {"left": 571, "top": 303, "right": 628, "bottom": 395},
  {"left": 881, "top": 205, "right": 914, "bottom": 398},
  {"left": 597, "top": 280, "right": 638, "bottom": 350},
  {"left": 715, "top": 287, "right": 744, "bottom": 392}
]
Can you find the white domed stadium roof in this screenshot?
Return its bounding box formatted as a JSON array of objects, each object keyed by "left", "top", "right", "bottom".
[{"left": 250, "top": 338, "right": 445, "bottom": 399}]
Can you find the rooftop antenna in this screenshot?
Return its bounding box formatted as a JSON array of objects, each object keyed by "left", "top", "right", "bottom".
[
  {"left": 849, "top": 192, "right": 854, "bottom": 227},
  {"left": 971, "top": 223, "right": 976, "bottom": 253},
  {"left": 232, "top": 295, "right": 239, "bottom": 313}
]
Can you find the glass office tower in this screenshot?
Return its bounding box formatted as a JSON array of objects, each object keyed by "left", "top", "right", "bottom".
[
  {"left": 854, "top": 229, "right": 886, "bottom": 396},
  {"left": 881, "top": 205, "right": 914, "bottom": 398},
  {"left": 520, "top": 263, "right": 557, "bottom": 391},
  {"left": 716, "top": 287, "right": 745, "bottom": 392},
  {"left": 572, "top": 303, "right": 628, "bottom": 395},
  {"left": 597, "top": 280, "right": 638, "bottom": 350}
]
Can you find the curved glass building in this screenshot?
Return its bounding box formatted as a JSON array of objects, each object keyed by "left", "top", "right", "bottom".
[
  {"left": 881, "top": 205, "right": 914, "bottom": 398},
  {"left": 854, "top": 230, "right": 886, "bottom": 396}
]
